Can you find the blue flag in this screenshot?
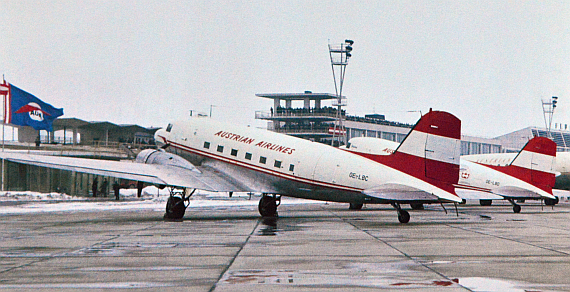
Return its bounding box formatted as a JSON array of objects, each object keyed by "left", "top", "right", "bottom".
[{"left": 2, "top": 82, "right": 64, "bottom": 131}]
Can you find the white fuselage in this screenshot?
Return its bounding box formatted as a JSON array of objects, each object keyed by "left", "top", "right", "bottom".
[{"left": 153, "top": 118, "right": 448, "bottom": 204}]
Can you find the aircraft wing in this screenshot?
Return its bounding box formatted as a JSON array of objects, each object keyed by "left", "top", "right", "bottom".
[
  {"left": 493, "top": 186, "right": 555, "bottom": 200},
  {"left": 455, "top": 188, "right": 504, "bottom": 200},
  {"left": 0, "top": 151, "right": 251, "bottom": 192},
  {"left": 363, "top": 183, "right": 462, "bottom": 203}
]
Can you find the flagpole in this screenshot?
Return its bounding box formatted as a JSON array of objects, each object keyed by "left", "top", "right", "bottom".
[{"left": 2, "top": 75, "right": 5, "bottom": 192}]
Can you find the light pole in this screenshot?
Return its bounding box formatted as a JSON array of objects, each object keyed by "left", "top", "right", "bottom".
[
  {"left": 329, "top": 39, "right": 353, "bottom": 146},
  {"left": 542, "top": 96, "right": 558, "bottom": 137}
]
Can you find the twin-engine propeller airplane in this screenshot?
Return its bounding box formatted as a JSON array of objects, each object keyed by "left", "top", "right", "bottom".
[
  {"left": 0, "top": 110, "right": 462, "bottom": 223},
  {"left": 343, "top": 135, "right": 557, "bottom": 213}
]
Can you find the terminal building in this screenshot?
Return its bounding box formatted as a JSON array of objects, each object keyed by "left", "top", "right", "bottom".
[
  {"left": 495, "top": 126, "right": 570, "bottom": 153},
  {"left": 256, "top": 92, "right": 503, "bottom": 155},
  {"left": 16, "top": 118, "right": 158, "bottom": 148},
  {"left": 3, "top": 119, "right": 159, "bottom": 196}
]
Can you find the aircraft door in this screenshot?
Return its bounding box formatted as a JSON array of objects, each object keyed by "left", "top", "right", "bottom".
[{"left": 312, "top": 153, "right": 340, "bottom": 184}]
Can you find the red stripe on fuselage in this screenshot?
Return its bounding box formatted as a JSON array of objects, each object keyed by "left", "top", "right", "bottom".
[
  {"left": 346, "top": 150, "right": 459, "bottom": 196},
  {"left": 160, "top": 136, "right": 364, "bottom": 193},
  {"left": 476, "top": 163, "right": 555, "bottom": 194}
]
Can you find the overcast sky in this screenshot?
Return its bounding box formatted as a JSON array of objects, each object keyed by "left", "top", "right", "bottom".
[{"left": 1, "top": 0, "right": 569, "bottom": 138}]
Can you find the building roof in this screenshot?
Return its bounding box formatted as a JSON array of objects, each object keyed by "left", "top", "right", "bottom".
[
  {"left": 256, "top": 92, "right": 341, "bottom": 101},
  {"left": 52, "top": 118, "right": 90, "bottom": 130}
]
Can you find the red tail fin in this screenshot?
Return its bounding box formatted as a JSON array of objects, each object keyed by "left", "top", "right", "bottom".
[
  {"left": 478, "top": 137, "right": 556, "bottom": 195},
  {"left": 353, "top": 110, "right": 461, "bottom": 195},
  {"left": 510, "top": 137, "right": 557, "bottom": 191}
]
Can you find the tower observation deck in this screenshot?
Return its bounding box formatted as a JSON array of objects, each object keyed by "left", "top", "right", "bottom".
[{"left": 255, "top": 92, "right": 346, "bottom": 144}]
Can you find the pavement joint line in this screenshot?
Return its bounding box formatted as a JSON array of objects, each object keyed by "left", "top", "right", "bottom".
[
  {"left": 0, "top": 219, "right": 163, "bottom": 276},
  {"left": 445, "top": 224, "right": 570, "bottom": 256},
  {"left": 208, "top": 217, "right": 261, "bottom": 292},
  {"left": 322, "top": 206, "right": 475, "bottom": 292}
]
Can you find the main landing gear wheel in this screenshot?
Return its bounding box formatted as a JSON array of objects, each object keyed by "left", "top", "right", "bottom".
[
  {"left": 349, "top": 203, "right": 364, "bottom": 210},
  {"left": 545, "top": 197, "right": 559, "bottom": 206},
  {"left": 259, "top": 194, "right": 280, "bottom": 217},
  {"left": 164, "top": 188, "right": 195, "bottom": 221},
  {"left": 391, "top": 203, "right": 410, "bottom": 224}
]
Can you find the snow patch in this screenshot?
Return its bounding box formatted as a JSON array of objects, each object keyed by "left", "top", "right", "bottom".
[{"left": 0, "top": 186, "right": 321, "bottom": 215}]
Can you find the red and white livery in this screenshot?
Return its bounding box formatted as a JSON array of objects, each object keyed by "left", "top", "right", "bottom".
[
  {"left": 0, "top": 110, "right": 462, "bottom": 223},
  {"left": 344, "top": 134, "right": 557, "bottom": 213}
]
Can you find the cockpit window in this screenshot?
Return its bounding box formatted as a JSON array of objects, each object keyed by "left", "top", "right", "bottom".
[{"left": 166, "top": 123, "right": 173, "bottom": 132}]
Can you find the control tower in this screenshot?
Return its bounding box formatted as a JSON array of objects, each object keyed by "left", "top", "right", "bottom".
[{"left": 255, "top": 91, "right": 345, "bottom": 143}]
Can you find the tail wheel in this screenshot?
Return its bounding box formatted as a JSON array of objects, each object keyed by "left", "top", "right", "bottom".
[
  {"left": 259, "top": 195, "right": 278, "bottom": 217},
  {"left": 398, "top": 210, "right": 410, "bottom": 223},
  {"left": 513, "top": 204, "right": 522, "bottom": 213},
  {"left": 391, "top": 203, "right": 410, "bottom": 224}
]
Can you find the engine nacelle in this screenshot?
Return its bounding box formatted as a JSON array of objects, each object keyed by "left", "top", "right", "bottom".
[{"left": 135, "top": 149, "right": 200, "bottom": 173}]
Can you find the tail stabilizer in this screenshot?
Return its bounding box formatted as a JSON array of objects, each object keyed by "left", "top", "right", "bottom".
[
  {"left": 510, "top": 137, "right": 556, "bottom": 194},
  {"left": 480, "top": 137, "right": 556, "bottom": 198},
  {"left": 394, "top": 109, "right": 461, "bottom": 186},
  {"left": 354, "top": 109, "right": 462, "bottom": 201}
]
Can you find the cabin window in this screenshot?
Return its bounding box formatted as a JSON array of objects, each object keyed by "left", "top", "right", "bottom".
[
  {"left": 217, "top": 145, "right": 224, "bottom": 153},
  {"left": 289, "top": 164, "right": 295, "bottom": 172},
  {"left": 203, "top": 141, "right": 210, "bottom": 149},
  {"left": 231, "top": 149, "right": 238, "bottom": 156},
  {"left": 259, "top": 156, "right": 267, "bottom": 164},
  {"left": 274, "top": 160, "right": 282, "bottom": 168},
  {"left": 166, "top": 124, "right": 173, "bottom": 132},
  {"left": 245, "top": 152, "right": 252, "bottom": 160}
]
